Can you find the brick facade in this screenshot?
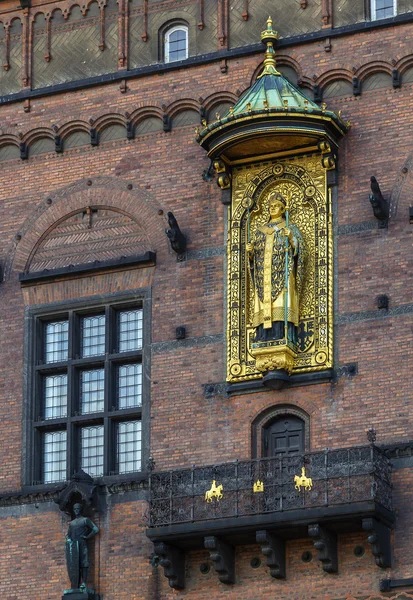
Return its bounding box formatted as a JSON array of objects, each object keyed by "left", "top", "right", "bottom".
[{"left": 1, "top": 4, "right": 413, "bottom": 600}]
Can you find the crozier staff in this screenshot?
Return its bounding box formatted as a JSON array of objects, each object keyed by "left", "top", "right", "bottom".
[{"left": 246, "top": 192, "right": 304, "bottom": 342}]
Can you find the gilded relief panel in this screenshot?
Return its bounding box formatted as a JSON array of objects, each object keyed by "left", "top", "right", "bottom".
[{"left": 227, "top": 154, "right": 332, "bottom": 382}]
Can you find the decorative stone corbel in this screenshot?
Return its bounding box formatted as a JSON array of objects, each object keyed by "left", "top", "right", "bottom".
[
  {"left": 162, "top": 114, "right": 171, "bottom": 132},
  {"left": 392, "top": 69, "right": 401, "bottom": 88},
  {"left": 308, "top": 523, "right": 338, "bottom": 573},
  {"left": 90, "top": 128, "right": 99, "bottom": 146},
  {"left": 20, "top": 142, "right": 28, "bottom": 160},
  {"left": 204, "top": 535, "right": 235, "bottom": 584},
  {"left": 126, "top": 120, "right": 135, "bottom": 140},
  {"left": 256, "top": 530, "right": 286, "bottom": 578},
  {"left": 318, "top": 141, "right": 336, "bottom": 170},
  {"left": 55, "top": 470, "right": 97, "bottom": 515},
  {"left": 154, "top": 542, "right": 185, "bottom": 590},
  {"left": 369, "top": 176, "right": 389, "bottom": 225},
  {"left": 165, "top": 211, "right": 187, "bottom": 256},
  {"left": 313, "top": 84, "right": 323, "bottom": 104},
  {"left": 318, "top": 140, "right": 338, "bottom": 185},
  {"left": 55, "top": 134, "right": 63, "bottom": 153},
  {"left": 362, "top": 518, "right": 392, "bottom": 568},
  {"left": 352, "top": 76, "right": 362, "bottom": 96},
  {"left": 213, "top": 159, "right": 231, "bottom": 205}
]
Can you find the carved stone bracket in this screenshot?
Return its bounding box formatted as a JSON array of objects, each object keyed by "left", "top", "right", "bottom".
[
  {"left": 165, "top": 211, "right": 187, "bottom": 256},
  {"left": 308, "top": 524, "right": 338, "bottom": 573},
  {"left": 213, "top": 159, "right": 231, "bottom": 205},
  {"left": 214, "top": 159, "right": 231, "bottom": 190},
  {"left": 204, "top": 535, "right": 235, "bottom": 584},
  {"left": 55, "top": 470, "right": 97, "bottom": 515},
  {"left": 362, "top": 518, "right": 392, "bottom": 568},
  {"left": 369, "top": 176, "right": 389, "bottom": 225},
  {"left": 256, "top": 529, "right": 286, "bottom": 578},
  {"left": 154, "top": 542, "right": 185, "bottom": 590}
]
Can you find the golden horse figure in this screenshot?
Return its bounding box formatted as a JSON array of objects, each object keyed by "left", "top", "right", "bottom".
[
  {"left": 205, "top": 480, "right": 224, "bottom": 502},
  {"left": 294, "top": 467, "right": 312, "bottom": 491}
]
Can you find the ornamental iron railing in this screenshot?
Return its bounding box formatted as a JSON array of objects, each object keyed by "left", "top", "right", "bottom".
[{"left": 148, "top": 445, "right": 392, "bottom": 528}]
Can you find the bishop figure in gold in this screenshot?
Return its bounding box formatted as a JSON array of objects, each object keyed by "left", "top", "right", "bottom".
[{"left": 247, "top": 192, "right": 304, "bottom": 345}]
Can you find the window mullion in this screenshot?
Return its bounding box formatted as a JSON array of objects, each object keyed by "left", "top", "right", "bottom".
[
  {"left": 104, "top": 303, "right": 111, "bottom": 474},
  {"left": 66, "top": 420, "right": 74, "bottom": 479},
  {"left": 106, "top": 305, "right": 112, "bottom": 355},
  {"left": 67, "top": 310, "right": 75, "bottom": 478},
  {"left": 68, "top": 310, "right": 76, "bottom": 359},
  {"left": 104, "top": 416, "right": 112, "bottom": 476}
]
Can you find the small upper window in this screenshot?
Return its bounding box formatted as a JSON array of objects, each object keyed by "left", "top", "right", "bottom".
[
  {"left": 165, "top": 25, "right": 188, "bottom": 63},
  {"left": 371, "top": 0, "right": 396, "bottom": 20}
]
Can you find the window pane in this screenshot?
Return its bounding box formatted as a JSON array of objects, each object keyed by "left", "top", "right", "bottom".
[
  {"left": 45, "top": 321, "right": 68, "bottom": 363},
  {"left": 375, "top": 0, "right": 394, "bottom": 18},
  {"left": 117, "top": 421, "right": 141, "bottom": 473},
  {"left": 170, "top": 48, "right": 187, "bottom": 62},
  {"left": 166, "top": 27, "right": 187, "bottom": 63},
  {"left": 81, "top": 315, "right": 105, "bottom": 357},
  {"left": 44, "top": 430, "right": 67, "bottom": 483},
  {"left": 81, "top": 425, "right": 104, "bottom": 477},
  {"left": 80, "top": 369, "right": 105, "bottom": 414},
  {"left": 44, "top": 374, "right": 68, "bottom": 419},
  {"left": 118, "top": 309, "right": 143, "bottom": 352},
  {"left": 170, "top": 30, "right": 186, "bottom": 43},
  {"left": 118, "top": 364, "right": 142, "bottom": 409}
]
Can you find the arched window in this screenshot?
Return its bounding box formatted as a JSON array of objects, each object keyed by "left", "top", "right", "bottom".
[
  {"left": 262, "top": 415, "right": 305, "bottom": 457},
  {"left": 164, "top": 25, "right": 188, "bottom": 63}
]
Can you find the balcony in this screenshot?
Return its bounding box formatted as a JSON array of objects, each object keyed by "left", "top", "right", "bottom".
[{"left": 146, "top": 445, "right": 394, "bottom": 589}]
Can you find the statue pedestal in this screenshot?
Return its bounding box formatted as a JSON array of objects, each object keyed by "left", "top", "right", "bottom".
[
  {"left": 250, "top": 339, "right": 297, "bottom": 376},
  {"left": 62, "top": 589, "right": 100, "bottom": 600},
  {"left": 262, "top": 369, "right": 291, "bottom": 390}
]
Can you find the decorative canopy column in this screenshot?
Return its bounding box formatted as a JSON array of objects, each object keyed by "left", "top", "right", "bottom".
[{"left": 197, "top": 18, "right": 349, "bottom": 389}]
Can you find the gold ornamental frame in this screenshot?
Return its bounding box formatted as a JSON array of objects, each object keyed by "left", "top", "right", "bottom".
[{"left": 227, "top": 153, "right": 333, "bottom": 383}]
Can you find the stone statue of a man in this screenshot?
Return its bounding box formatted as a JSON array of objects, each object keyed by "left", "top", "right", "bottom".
[{"left": 65, "top": 503, "right": 99, "bottom": 592}]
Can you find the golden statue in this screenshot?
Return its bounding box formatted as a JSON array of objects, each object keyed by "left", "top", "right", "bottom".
[{"left": 247, "top": 192, "right": 304, "bottom": 347}]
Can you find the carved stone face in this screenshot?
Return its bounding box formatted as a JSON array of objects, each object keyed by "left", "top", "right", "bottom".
[{"left": 73, "top": 504, "right": 83, "bottom": 517}]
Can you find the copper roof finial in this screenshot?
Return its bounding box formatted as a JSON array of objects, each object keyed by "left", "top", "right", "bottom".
[{"left": 258, "top": 16, "right": 280, "bottom": 78}]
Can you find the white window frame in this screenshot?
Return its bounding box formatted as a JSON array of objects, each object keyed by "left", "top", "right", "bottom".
[
  {"left": 164, "top": 25, "right": 188, "bottom": 63},
  {"left": 371, "top": 0, "right": 397, "bottom": 20}
]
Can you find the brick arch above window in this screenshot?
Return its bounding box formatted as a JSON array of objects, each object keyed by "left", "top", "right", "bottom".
[
  {"left": 251, "top": 404, "right": 310, "bottom": 458},
  {"left": 26, "top": 207, "right": 153, "bottom": 273},
  {"left": 5, "top": 178, "right": 170, "bottom": 279}
]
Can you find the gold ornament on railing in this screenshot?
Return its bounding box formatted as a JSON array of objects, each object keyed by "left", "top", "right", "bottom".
[
  {"left": 294, "top": 467, "right": 312, "bottom": 491},
  {"left": 253, "top": 480, "right": 264, "bottom": 493},
  {"left": 205, "top": 480, "right": 223, "bottom": 502}
]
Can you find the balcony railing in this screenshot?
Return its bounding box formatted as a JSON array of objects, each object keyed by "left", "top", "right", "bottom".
[{"left": 148, "top": 445, "right": 392, "bottom": 528}]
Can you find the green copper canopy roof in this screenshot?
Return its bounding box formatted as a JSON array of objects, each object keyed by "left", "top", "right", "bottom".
[
  {"left": 230, "top": 71, "right": 320, "bottom": 116},
  {"left": 226, "top": 16, "right": 320, "bottom": 116},
  {"left": 196, "top": 17, "right": 349, "bottom": 159}
]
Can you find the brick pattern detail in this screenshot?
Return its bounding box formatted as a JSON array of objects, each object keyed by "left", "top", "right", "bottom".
[
  {"left": 27, "top": 207, "right": 151, "bottom": 272},
  {"left": 1, "top": 14, "right": 413, "bottom": 600}
]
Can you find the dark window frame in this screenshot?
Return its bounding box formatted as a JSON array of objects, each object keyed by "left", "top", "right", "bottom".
[{"left": 22, "top": 289, "right": 151, "bottom": 490}]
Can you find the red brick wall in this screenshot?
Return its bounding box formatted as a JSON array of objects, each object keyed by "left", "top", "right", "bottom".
[{"left": 1, "top": 20, "right": 413, "bottom": 600}]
